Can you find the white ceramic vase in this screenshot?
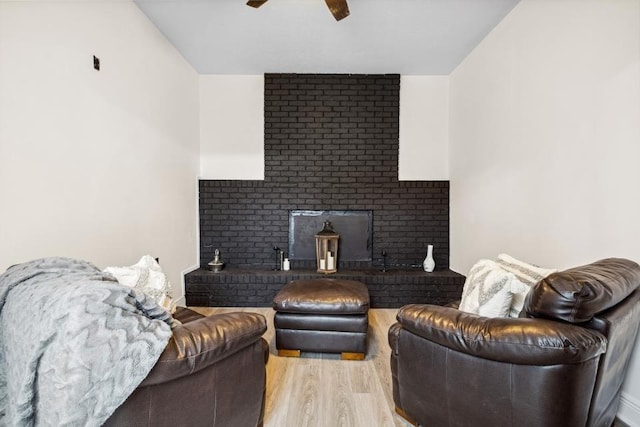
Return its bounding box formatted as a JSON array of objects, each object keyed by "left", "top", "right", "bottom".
[{"left": 423, "top": 245, "right": 435, "bottom": 272}]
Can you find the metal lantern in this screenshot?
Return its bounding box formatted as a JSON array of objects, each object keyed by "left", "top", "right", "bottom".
[{"left": 315, "top": 221, "right": 339, "bottom": 274}]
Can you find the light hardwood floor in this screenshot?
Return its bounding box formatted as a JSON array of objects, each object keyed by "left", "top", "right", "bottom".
[{"left": 191, "top": 307, "right": 413, "bottom": 427}]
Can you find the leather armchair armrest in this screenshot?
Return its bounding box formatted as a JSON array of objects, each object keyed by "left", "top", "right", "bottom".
[
  {"left": 388, "top": 322, "right": 402, "bottom": 355},
  {"left": 141, "top": 312, "right": 267, "bottom": 386},
  {"left": 397, "top": 304, "right": 606, "bottom": 365}
]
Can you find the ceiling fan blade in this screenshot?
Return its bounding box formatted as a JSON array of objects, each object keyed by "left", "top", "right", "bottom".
[
  {"left": 324, "top": 0, "right": 350, "bottom": 21},
  {"left": 246, "top": 0, "right": 268, "bottom": 8}
]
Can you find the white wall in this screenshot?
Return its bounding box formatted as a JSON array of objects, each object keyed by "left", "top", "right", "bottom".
[
  {"left": 0, "top": 1, "right": 200, "bottom": 301},
  {"left": 399, "top": 76, "right": 449, "bottom": 180},
  {"left": 199, "top": 75, "right": 264, "bottom": 179},
  {"left": 449, "top": 0, "right": 640, "bottom": 423}
]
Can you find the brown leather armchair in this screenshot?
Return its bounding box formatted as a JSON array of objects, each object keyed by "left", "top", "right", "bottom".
[
  {"left": 105, "top": 308, "right": 268, "bottom": 427},
  {"left": 389, "top": 258, "right": 640, "bottom": 427}
]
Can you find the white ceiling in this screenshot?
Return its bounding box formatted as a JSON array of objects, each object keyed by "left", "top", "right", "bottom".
[{"left": 134, "top": 0, "right": 521, "bottom": 75}]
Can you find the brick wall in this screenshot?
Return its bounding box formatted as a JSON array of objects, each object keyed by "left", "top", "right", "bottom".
[{"left": 199, "top": 74, "right": 450, "bottom": 270}]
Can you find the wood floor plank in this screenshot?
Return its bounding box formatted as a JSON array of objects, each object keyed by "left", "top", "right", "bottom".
[
  {"left": 264, "top": 353, "right": 291, "bottom": 425},
  {"left": 353, "top": 392, "right": 397, "bottom": 427},
  {"left": 287, "top": 358, "right": 322, "bottom": 427},
  {"left": 190, "top": 307, "right": 413, "bottom": 427},
  {"left": 321, "top": 359, "right": 358, "bottom": 427},
  {"left": 369, "top": 308, "right": 401, "bottom": 424},
  {"left": 348, "top": 362, "right": 374, "bottom": 393}
]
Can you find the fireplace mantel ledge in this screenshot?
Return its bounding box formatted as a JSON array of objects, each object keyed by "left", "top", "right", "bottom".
[{"left": 188, "top": 267, "right": 463, "bottom": 278}]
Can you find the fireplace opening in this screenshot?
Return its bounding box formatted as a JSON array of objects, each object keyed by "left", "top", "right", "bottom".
[{"left": 288, "top": 210, "right": 373, "bottom": 265}]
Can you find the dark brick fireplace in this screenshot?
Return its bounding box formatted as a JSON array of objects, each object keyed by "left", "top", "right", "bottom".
[{"left": 186, "top": 74, "right": 464, "bottom": 307}]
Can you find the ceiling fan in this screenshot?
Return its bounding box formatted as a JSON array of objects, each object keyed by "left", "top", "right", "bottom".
[{"left": 246, "top": 0, "right": 350, "bottom": 22}]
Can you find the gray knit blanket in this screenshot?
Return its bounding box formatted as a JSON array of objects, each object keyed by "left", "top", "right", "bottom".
[{"left": 0, "top": 257, "right": 174, "bottom": 426}]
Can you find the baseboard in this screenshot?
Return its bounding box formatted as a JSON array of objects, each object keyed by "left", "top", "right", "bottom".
[{"left": 618, "top": 392, "right": 640, "bottom": 426}]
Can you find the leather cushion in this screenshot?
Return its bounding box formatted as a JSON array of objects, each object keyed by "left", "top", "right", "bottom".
[
  {"left": 273, "top": 279, "right": 370, "bottom": 314},
  {"left": 523, "top": 258, "right": 640, "bottom": 323},
  {"left": 274, "top": 312, "right": 368, "bottom": 333},
  {"left": 275, "top": 329, "right": 367, "bottom": 354}
]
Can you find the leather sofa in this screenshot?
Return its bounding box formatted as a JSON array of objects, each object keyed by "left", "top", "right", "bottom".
[
  {"left": 104, "top": 307, "right": 268, "bottom": 427},
  {"left": 389, "top": 258, "right": 640, "bottom": 427}
]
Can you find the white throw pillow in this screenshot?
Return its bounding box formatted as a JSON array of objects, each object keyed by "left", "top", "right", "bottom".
[
  {"left": 459, "top": 259, "right": 525, "bottom": 318},
  {"left": 104, "top": 255, "right": 176, "bottom": 313},
  {"left": 495, "top": 253, "right": 556, "bottom": 317}
]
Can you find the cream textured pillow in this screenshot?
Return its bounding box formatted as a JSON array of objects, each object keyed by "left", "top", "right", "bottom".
[
  {"left": 459, "top": 259, "right": 526, "bottom": 318},
  {"left": 495, "top": 253, "right": 556, "bottom": 317},
  {"left": 104, "top": 255, "right": 176, "bottom": 313}
]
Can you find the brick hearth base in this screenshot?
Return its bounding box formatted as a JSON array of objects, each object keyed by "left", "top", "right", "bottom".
[{"left": 185, "top": 268, "right": 465, "bottom": 308}]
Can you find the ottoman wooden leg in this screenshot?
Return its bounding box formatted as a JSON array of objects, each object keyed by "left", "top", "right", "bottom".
[
  {"left": 278, "top": 349, "right": 301, "bottom": 358},
  {"left": 341, "top": 352, "right": 365, "bottom": 360},
  {"left": 395, "top": 406, "right": 418, "bottom": 426}
]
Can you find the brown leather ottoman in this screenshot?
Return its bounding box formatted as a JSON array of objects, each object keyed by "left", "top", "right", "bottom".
[{"left": 273, "top": 279, "right": 370, "bottom": 360}]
